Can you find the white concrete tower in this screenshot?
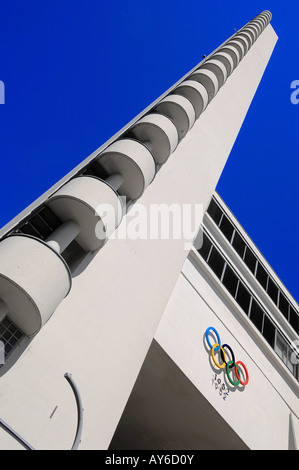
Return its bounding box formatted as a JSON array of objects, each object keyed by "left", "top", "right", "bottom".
[{"left": 0, "top": 11, "right": 282, "bottom": 450}]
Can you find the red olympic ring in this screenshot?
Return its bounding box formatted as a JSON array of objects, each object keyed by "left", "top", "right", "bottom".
[
  {"left": 205, "top": 327, "right": 249, "bottom": 387},
  {"left": 234, "top": 361, "right": 249, "bottom": 386}
]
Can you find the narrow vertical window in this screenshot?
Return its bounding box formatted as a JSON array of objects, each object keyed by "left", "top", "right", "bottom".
[
  {"left": 207, "top": 246, "right": 226, "bottom": 279},
  {"left": 231, "top": 230, "right": 246, "bottom": 259},
  {"left": 256, "top": 262, "right": 268, "bottom": 289},
  {"left": 235, "top": 282, "right": 251, "bottom": 314},
  {"left": 222, "top": 264, "right": 239, "bottom": 298},
  {"left": 207, "top": 198, "right": 223, "bottom": 226},
  {"left": 197, "top": 232, "right": 212, "bottom": 261},
  {"left": 278, "top": 292, "right": 289, "bottom": 320},
  {"left": 243, "top": 246, "right": 257, "bottom": 274},
  {"left": 262, "top": 315, "right": 275, "bottom": 348},
  {"left": 219, "top": 214, "right": 234, "bottom": 242},
  {"left": 274, "top": 331, "right": 288, "bottom": 365},
  {"left": 249, "top": 298, "right": 264, "bottom": 332},
  {"left": 267, "top": 277, "right": 278, "bottom": 305},
  {"left": 289, "top": 306, "right": 299, "bottom": 335}
]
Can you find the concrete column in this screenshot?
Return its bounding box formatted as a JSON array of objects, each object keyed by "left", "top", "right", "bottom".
[
  {"left": 105, "top": 173, "right": 124, "bottom": 191},
  {"left": 46, "top": 220, "right": 80, "bottom": 254}
]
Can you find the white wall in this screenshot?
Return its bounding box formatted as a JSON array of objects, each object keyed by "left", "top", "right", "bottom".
[{"left": 155, "top": 252, "right": 299, "bottom": 450}]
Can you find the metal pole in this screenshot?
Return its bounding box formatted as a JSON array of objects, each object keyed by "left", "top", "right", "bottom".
[
  {"left": 0, "top": 418, "right": 34, "bottom": 450},
  {"left": 64, "top": 373, "right": 84, "bottom": 450},
  {"left": 45, "top": 220, "right": 80, "bottom": 254},
  {"left": 105, "top": 173, "right": 124, "bottom": 191}
]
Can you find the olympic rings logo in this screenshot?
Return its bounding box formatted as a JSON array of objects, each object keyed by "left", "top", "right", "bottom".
[{"left": 205, "top": 327, "right": 249, "bottom": 387}]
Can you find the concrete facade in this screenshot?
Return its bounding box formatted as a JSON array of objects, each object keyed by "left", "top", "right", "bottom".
[
  {"left": 109, "top": 193, "right": 299, "bottom": 450},
  {"left": 0, "top": 12, "right": 292, "bottom": 450},
  {"left": 152, "top": 197, "right": 298, "bottom": 450}
]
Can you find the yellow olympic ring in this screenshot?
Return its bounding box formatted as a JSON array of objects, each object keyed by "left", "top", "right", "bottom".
[{"left": 211, "top": 343, "right": 227, "bottom": 369}]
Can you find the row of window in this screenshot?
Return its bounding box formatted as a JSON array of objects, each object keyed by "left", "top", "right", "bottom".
[
  {"left": 207, "top": 197, "right": 299, "bottom": 335},
  {"left": 197, "top": 230, "right": 299, "bottom": 381},
  {"left": 11, "top": 205, "right": 86, "bottom": 274},
  {"left": 14, "top": 205, "right": 62, "bottom": 241},
  {"left": 0, "top": 318, "right": 23, "bottom": 366}
]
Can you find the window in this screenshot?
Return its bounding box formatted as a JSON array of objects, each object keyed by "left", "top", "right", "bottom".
[
  {"left": 17, "top": 221, "right": 41, "bottom": 238},
  {"left": 16, "top": 206, "right": 61, "bottom": 241},
  {"left": 262, "top": 315, "right": 276, "bottom": 348},
  {"left": 0, "top": 318, "right": 23, "bottom": 364},
  {"left": 38, "top": 206, "right": 61, "bottom": 232},
  {"left": 219, "top": 214, "right": 234, "bottom": 242},
  {"left": 197, "top": 232, "right": 212, "bottom": 261},
  {"left": 207, "top": 198, "right": 223, "bottom": 226},
  {"left": 196, "top": 228, "right": 298, "bottom": 382},
  {"left": 82, "top": 160, "right": 109, "bottom": 180},
  {"left": 279, "top": 292, "right": 289, "bottom": 320},
  {"left": 274, "top": 331, "right": 297, "bottom": 376},
  {"left": 249, "top": 298, "right": 264, "bottom": 331},
  {"left": 29, "top": 213, "right": 54, "bottom": 239},
  {"left": 256, "top": 262, "right": 268, "bottom": 289},
  {"left": 267, "top": 277, "right": 278, "bottom": 305},
  {"left": 232, "top": 230, "right": 246, "bottom": 258},
  {"left": 207, "top": 246, "right": 225, "bottom": 279},
  {"left": 243, "top": 246, "right": 257, "bottom": 274},
  {"left": 289, "top": 306, "right": 299, "bottom": 335},
  {"left": 274, "top": 330, "right": 288, "bottom": 363},
  {"left": 222, "top": 264, "right": 239, "bottom": 298},
  {"left": 235, "top": 282, "right": 251, "bottom": 314},
  {"left": 206, "top": 199, "right": 298, "bottom": 337}
]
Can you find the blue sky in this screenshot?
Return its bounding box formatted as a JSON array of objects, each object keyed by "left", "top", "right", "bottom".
[{"left": 0, "top": 1, "right": 298, "bottom": 301}]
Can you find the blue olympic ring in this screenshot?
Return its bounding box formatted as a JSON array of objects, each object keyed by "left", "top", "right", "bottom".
[{"left": 205, "top": 327, "right": 221, "bottom": 351}]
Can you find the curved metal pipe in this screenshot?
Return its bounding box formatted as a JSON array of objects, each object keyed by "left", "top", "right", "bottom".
[
  {"left": 64, "top": 372, "right": 83, "bottom": 450},
  {"left": 0, "top": 373, "right": 83, "bottom": 450},
  {"left": 0, "top": 418, "right": 34, "bottom": 450}
]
